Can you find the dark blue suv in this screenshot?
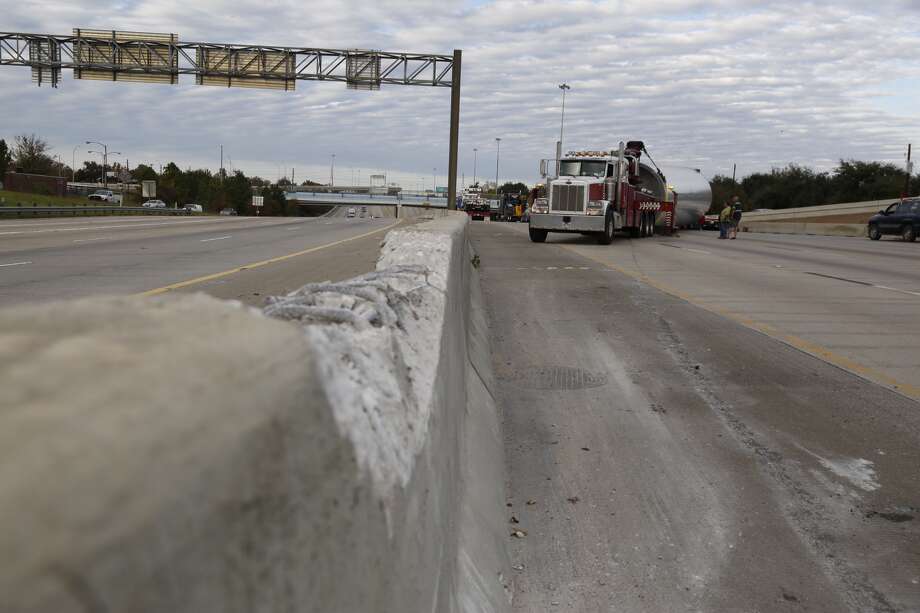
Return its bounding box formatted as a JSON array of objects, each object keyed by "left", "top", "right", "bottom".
[{"left": 868, "top": 198, "right": 920, "bottom": 242}]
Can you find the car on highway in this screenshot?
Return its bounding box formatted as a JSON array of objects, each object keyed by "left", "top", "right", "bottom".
[
  {"left": 183, "top": 203, "right": 203, "bottom": 213},
  {"left": 88, "top": 189, "right": 115, "bottom": 202},
  {"left": 701, "top": 214, "right": 720, "bottom": 230},
  {"left": 142, "top": 199, "right": 167, "bottom": 209},
  {"left": 868, "top": 198, "right": 920, "bottom": 242},
  {"left": 219, "top": 207, "right": 238, "bottom": 216},
  {"left": 347, "top": 207, "right": 356, "bottom": 218}
]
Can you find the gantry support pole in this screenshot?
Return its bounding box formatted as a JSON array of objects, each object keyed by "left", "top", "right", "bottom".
[{"left": 447, "top": 49, "right": 461, "bottom": 211}]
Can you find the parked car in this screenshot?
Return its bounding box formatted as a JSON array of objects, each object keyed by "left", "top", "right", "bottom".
[
  {"left": 183, "top": 203, "right": 203, "bottom": 213},
  {"left": 88, "top": 189, "right": 115, "bottom": 202},
  {"left": 346, "top": 207, "right": 356, "bottom": 218},
  {"left": 219, "top": 207, "right": 238, "bottom": 216},
  {"left": 868, "top": 198, "right": 920, "bottom": 242},
  {"left": 701, "top": 214, "right": 720, "bottom": 230},
  {"left": 142, "top": 199, "right": 167, "bottom": 209}
]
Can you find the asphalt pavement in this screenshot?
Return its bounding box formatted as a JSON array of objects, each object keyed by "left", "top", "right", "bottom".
[
  {"left": 0, "top": 214, "right": 398, "bottom": 307},
  {"left": 473, "top": 222, "right": 920, "bottom": 611}
]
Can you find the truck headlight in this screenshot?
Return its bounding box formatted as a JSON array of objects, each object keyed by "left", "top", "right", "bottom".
[
  {"left": 532, "top": 198, "right": 549, "bottom": 214},
  {"left": 586, "top": 200, "right": 605, "bottom": 216}
]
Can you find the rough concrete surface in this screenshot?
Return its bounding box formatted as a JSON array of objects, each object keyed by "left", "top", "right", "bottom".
[
  {"left": 473, "top": 223, "right": 920, "bottom": 611},
  {"left": 0, "top": 215, "right": 509, "bottom": 613}
]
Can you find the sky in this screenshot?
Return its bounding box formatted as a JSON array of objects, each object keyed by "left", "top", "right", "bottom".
[{"left": 1, "top": 0, "right": 919, "bottom": 189}]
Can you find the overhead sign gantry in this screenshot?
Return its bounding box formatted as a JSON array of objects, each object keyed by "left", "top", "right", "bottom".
[{"left": 0, "top": 28, "right": 462, "bottom": 208}]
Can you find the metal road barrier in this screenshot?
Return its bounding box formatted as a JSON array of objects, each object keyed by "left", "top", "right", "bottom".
[{"left": 0, "top": 205, "right": 194, "bottom": 217}]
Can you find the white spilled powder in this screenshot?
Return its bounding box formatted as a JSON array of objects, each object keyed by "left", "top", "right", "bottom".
[
  {"left": 264, "top": 226, "right": 453, "bottom": 505},
  {"left": 817, "top": 457, "right": 880, "bottom": 492}
]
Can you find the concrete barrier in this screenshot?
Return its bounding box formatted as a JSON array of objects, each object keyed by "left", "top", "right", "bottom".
[{"left": 0, "top": 215, "right": 509, "bottom": 612}]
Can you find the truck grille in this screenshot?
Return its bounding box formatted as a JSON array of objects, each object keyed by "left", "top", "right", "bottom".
[{"left": 551, "top": 183, "right": 585, "bottom": 213}]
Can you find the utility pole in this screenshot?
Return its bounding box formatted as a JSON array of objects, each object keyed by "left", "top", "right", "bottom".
[
  {"left": 330, "top": 154, "right": 336, "bottom": 187},
  {"left": 905, "top": 144, "right": 913, "bottom": 198},
  {"left": 220, "top": 144, "right": 223, "bottom": 184},
  {"left": 71, "top": 145, "right": 79, "bottom": 183},
  {"left": 732, "top": 163, "right": 737, "bottom": 184},
  {"left": 433, "top": 167, "right": 437, "bottom": 193},
  {"left": 494, "top": 137, "right": 501, "bottom": 201}
]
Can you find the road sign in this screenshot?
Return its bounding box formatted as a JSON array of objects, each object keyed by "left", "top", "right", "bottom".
[{"left": 252, "top": 196, "right": 264, "bottom": 207}]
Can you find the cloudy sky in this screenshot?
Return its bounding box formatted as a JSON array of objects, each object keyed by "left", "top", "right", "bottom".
[{"left": 2, "top": 0, "right": 919, "bottom": 188}]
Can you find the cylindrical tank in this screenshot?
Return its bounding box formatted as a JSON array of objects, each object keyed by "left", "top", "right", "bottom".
[{"left": 656, "top": 165, "right": 712, "bottom": 228}]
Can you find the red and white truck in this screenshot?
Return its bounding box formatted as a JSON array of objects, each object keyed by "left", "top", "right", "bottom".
[{"left": 528, "top": 141, "right": 709, "bottom": 243}]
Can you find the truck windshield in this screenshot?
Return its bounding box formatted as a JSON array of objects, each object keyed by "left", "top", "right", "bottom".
[{"left": 559, "top": 160, "right": 606, "bottom": 178}]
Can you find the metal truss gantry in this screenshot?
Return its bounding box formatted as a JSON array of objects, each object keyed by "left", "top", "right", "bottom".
[{"left": 0, "top": 29, "right": 461, "bottom": 208}]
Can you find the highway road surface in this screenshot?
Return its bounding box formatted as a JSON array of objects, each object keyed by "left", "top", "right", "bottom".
[
  {"left": 473, "top": 223, "right": 920, "bottom": 611},
  {"left": 0, "top": 214, "right": 397, "bottom": 307}
]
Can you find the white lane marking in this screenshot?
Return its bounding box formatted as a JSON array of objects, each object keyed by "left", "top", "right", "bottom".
[
  {"left": 73, "top": 237, "right": 111, "bottom": 243},
  {"left": 200, "top": 235, "right": 232, "bottom": 242},
  {"left": 685, "top": 247, "right": 711, "bottom": 255},
  {"left": 873, "top": 284, "right": 920, "bottom": 298},
  {"left": 0, "top": 261, "right": 32, "bottom": 267}
]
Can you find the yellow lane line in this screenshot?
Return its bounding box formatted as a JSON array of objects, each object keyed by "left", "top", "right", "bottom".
[
  {"left": 561, "top": 244, "right": 920, "bottom": 402},
  {"left": 138, "top": 220, "right": 400, "bottom": 297}
]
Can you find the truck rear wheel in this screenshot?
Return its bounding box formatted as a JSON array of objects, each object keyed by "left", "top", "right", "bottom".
[{"left": 529, "top": 227, "right": 548, "bottom": 243}]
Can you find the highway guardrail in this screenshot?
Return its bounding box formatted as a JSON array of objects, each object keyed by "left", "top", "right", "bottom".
[{"left": 0, "top": 205, "right": 193, "bottom": 217}]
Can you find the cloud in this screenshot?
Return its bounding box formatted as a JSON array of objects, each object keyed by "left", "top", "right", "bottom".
[{"left": 1, "top": 0, "right": 918, "bottom": 187}]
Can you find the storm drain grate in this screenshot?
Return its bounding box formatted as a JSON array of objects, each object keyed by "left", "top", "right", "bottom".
[{"left": 508, "top": 366, "right": 608, "bottom": 390}]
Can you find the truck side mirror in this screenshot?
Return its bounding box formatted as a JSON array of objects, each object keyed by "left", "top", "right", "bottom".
[{"left": 539, "top": 160, "right": 547, "bottom": 177}]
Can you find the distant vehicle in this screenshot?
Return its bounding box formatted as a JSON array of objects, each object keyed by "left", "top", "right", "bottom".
[
  {"left": 142, "top": 199, "right": 166, "bottom": 209},
  {"left": 88, "top": 189, "right": 115, "bottom": 202},
  {"left": 868, "top": 198, "right": 919, "bottom": 242},
  {"left": 702, "top": 214, "right": 720, "bottom": 230},
  {"left": 183, "top": 203, "right": 203, "bottom": 213},
  {"left": 219, "top": 207, "right": 238, "bottom": 216},
  {"left": 347, "top": 207, "right": 356, "bottom": 218}
]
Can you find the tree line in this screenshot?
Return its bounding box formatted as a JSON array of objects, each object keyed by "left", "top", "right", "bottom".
[
  {"left": 710, "top": 160, "right": 918, "bottom": 213},
  {"left": 1, "top": 133, "right": 321, "bottom": 215}
]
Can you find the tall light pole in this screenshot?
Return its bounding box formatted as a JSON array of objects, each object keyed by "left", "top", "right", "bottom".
[
  {"left": 473, "top": 148, "right": 478, "bottom": 186},
  {"left": 330, "top": 154, "right": 336, "bottom": 188},
  {"left": 88, "top": 147, "right": 121, "bottom": 189},
  {"left": 433, "top": 167, "right": 437, "bottom": 193},
  {"left": 494, "top": 137, "right": 501, "bottom": 200},
  {"left": 86, "top": 140, "right": 111, "bottom": 189},
  {"left": 558, "top": 83, "right": 570, "bottom": 154},
  {"left": 71, "top": 145, "right": 79, "bottom": 183}
]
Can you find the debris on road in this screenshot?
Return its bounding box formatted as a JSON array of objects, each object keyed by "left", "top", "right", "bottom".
[
  {"left": 567, "top": 496, "right": 580, "bottom": 504},
  {"left": 511, "top": 530, "right": 528, "bottom": 538}
]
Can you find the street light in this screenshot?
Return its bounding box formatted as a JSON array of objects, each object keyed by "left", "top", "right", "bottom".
[
  {"left": 473, "top": 148, "right": 478, "bottom": 186},
  {"left": 85, "top": 140, "right": 117, "bottom": 189},
  {"left": 330, "top": 154, "right": 336, "bottom": 188},
  {"left": 433, "top": 167, "right": 437, "bottom": 193},
  {"left": 494, "top": 137, "right": 501, "bottom": 202},
  {"left": 558, "top": 83, "right": 570, "bottom": 155},
  {"left": 88, "top": 149, "right": 121, "bottom": 187}
]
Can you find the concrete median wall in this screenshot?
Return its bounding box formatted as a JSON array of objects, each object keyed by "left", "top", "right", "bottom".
[
  {"left": 742, "top": 221, "right": 867, "bottom": 237},
  {"left": 0, "top": 215, "right": 509, "bottom": 612}
]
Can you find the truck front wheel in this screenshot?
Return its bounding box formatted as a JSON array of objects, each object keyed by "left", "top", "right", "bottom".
[
  {"left": 597, "top": 213, "right": 614, "bottom": 245},
  {"left": 529, "top": 227, "right": 548, "bottom": 243}
]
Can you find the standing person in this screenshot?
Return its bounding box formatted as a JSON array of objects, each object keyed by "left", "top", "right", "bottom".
[
  {"left": 719, "top": 201, "right": 733, "bottom": 239},
  {"left": 730, "top": 197, "right": 743, "bottom": 239}
]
